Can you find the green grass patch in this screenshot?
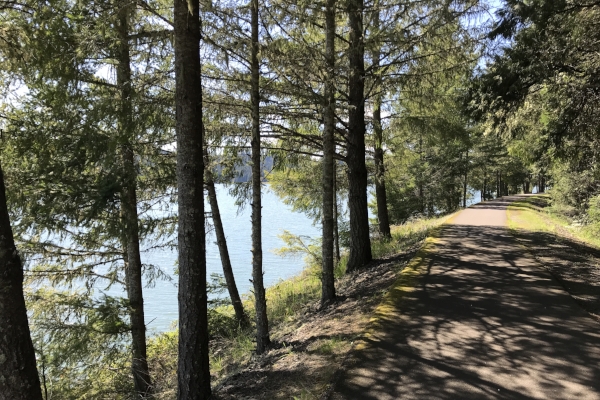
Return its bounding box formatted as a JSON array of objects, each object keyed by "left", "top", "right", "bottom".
[
  {"left": 371, "top": 214, "right": 455, "bottom": 259},
  {"left": 508, "top": 194, "right": 600, "bottom": 249},
  {"left": 265, "top": 269, "right": 322, "bottom": 327},
  {"left": 309, "top": 335, "right": 349, "bottom": 356}
]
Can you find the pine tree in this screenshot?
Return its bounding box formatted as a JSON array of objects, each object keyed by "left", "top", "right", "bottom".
[
  {"left": 173, "top": 0, "right": 211, "bottom": 397},
  {"left": 345, "top": 0, "right": 372, "bottom": 272},
  {"left": 370, "top": 0, "right": 391, "bottom": 238},
  {"left": 250, "top": 0, "right": 271, "bottom": 355},
  {"left": 204, "top": 145, "right": 250, "bottom": 328},
  {"left": 116, "top": 0, "right": 152, "bottom": 393},
  {"left": 321, "top": 0, "right": 337, "bottom": 306},
  {"left": 0, "top": 160, "right": 43, "bottom": 400}
]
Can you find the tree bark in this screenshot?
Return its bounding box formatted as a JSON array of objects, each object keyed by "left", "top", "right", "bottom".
[
  {"left": 496, "top": 170, "right": 500, "bottom": 198},
  {"left": 345, "top": 0, "right": 372, "bottom": 272},
  {"left": 483, "top": 176, "right": 487, "bottom": 201},
  {"left": 116, "top": 4, "right": 152, "bottom": 396},
  {"left": 372, "top": 4, "right": 391, "bottom": 239},
  {"left": 462, "top": 150, "right": 468, "bottom": 208},
  {"left": 204, "top": 148, "right": 250, "bottom": 328},
  {"left": 251, "top": 0, "right": 271, "bottom": 354},
  {"left": 333, "top": 163, "right": 340, "bottom": 263},
  {"left": 418, "top": 134, "right": 425, "bottom": 213},
  {"left": 173, "top": 0, "right": 211, "bottom": 397},
  {"left": 0, "top": 161, "right": 43, "bottom": 400},
  {"left": 321, "top": 0, "right": 337, "bottom": 307}
]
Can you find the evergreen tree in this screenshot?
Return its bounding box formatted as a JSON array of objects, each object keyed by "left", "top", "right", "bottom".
[
  {"left": 204, "top": 145, "right": 250, "bottom": 329},
  {"left": 0, "top": 160, "right": 43, "bottom": 400},
  {"left": 0, "top": 2, "right": 176, "bottom": 395},
  {"left": 115, "top": 0, "right": 152, "bottom": 393},
  {"left": 370, "top": 0, "right": 391, "bottom": 238},
  {"left": 173, "top": 0, "right": 211, "bottom": 397},
  {"left": 321, "top": 0, "right": 337, "bottom": 305},
  {"left": 345, "top": 0, "right": 372, "bottom": 272},
  {"left": 250, "top": 0, "right": 271, "bottom": 355},
  {"left": 471, "top": 0, "right": 600, "bottom": 211}
]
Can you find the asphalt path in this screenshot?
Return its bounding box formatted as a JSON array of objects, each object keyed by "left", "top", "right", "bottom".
[{"left": 330, "top": 196, "right": 600, "bottom": 399}]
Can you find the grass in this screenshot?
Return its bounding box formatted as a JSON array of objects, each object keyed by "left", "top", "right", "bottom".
[
  {"left": 265, "top": 269, "right": 322, "bottom": 326},
  {"left": 371, "top": 213, "right": 456, "bottom": 260},
  {"left": 148, "top": 213, "right": 451, "bottom": 398},
  {"left": 309, "top": 335, "right": 348, "bottom": 355},
  {"left": 507, "top": 194, "right": 600, "bottom": 249}
]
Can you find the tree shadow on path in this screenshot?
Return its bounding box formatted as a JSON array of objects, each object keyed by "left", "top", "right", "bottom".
[
  {"left": 330, "top": 221, "right": 600, "bottom": 400},
  {"left": 511, "top": 228, "right": 600, "bottom": 317}
]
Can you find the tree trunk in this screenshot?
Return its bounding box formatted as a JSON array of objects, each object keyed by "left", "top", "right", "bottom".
[
  {"left": 204, "top": 148, "right": 249, "bottom": 328},
  {"left": 333, "top": 163, "right": 340, "bottom": 263},
  {"left": 483, "top": 175, "right": 487, "bottom": 201},
  {"left": 372, "top": 5, "right": 391, "bottom": 239},
  {"left": 462, "top": 150, "right": 468, "bottom": 208},
  {"left": 321, "top": 0, "right": 337, "bottom": 307},
  {"left": 116, "top": 4, "right": 152, "bottom": 396},
  {"left": 345, "top": 0, "right": 372, "bottom": 272},
  {"left": 251, "top": 0, "right": 271, "bottom": 355},
  {"left": 173, "top": 0, "right": 211, "bottom": 397},
  {"left": 418, "top": 134, "right": 425, "bottom": 213},
  {"left": 496, "top": 170, "right": 500, "bottom": 198},
  {"left": 0, "top": 161, "right": 43, "bottom": 400}
]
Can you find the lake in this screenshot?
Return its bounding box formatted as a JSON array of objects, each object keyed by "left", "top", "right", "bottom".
[{"left": 136, "top": 185, "right": 320, "bottom": 333}]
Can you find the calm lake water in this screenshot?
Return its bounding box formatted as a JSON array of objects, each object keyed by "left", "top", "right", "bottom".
[{"left": 135, "top": 185, "right": 319, "bottom": 333}]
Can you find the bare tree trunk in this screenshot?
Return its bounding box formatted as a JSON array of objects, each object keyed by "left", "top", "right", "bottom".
[
  {"left": 333, "top": 163, "right": 340, "bottom": 263},
  {"left": 251, "top": 0, "right": 270, "bottom": 354},
  {"left": 173, "top": 0, "right": 211, "bottom": 397},
  {"left": 496, "top": 170, "right": 500, "bottom": 198},
  {"left": 345, "top": 0, "right": 372, "bottom": 272},
  {"left": 321, "top": 0, "right": 337, "bottom": 307},
  {"left": 204, "top": 148, "right": 250, "bottom": 328},
  {"left": 116, "top": 4, "right": 152, "bottom": 396},
  {"left": 462, "top": 150, "right": 468, "bottom": 208},
  {"left": 483, "top": 175, "right": 487, "bottom": 201},
  {"left": 372, "top": 3, "right": 391, "bottom": 239},
  {"left": 0, "top": 161, "right": 43, "bottom": 400},
  {"left": 418, "top": 134, "right": 425, "bottom": 213}
]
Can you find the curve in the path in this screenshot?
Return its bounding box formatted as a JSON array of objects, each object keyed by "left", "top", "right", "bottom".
[{"left": 330, "top": 196, "right": 600, "bottom": 400}]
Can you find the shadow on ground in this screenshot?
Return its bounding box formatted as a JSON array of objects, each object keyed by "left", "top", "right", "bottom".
[
  {"left": 331, "top": 221, "right": 600, "bottom": 400},
  {"left": 511, "top": 228, "right": 600, "bottom": 316}
]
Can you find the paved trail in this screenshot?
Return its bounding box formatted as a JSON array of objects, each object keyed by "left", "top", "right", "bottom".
[{"left": 331, "top": 197, "right": 600, "bottom": 399}]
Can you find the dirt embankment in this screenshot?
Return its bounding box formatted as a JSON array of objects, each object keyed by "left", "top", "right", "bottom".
[{"left": 212, "top": 246, "right": 421, "bottom": 400}]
